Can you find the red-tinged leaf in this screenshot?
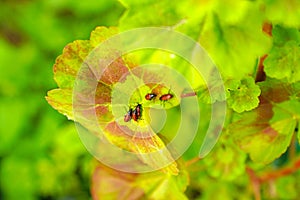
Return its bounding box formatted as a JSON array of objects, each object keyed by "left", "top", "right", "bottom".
[
  {"left": 237, "top": 118, "right": 295, "bottom": 164},
  {"left": 92, "top": 164, "right": 144, "bottom": 200},
  {"left": 95, "top": 83, "right": 112, "bottom": 104},
  {"left": 47, "top": 26, "right": 182, "bottom": 175},
  {"left": 54, "top": 40, "right": 90, "bottom": 89},
  {"left": 230, "top": 100, "right": 298, "bottom": 164},
  {"left": 73, "top": 105, "right": 114, "bottom": 128},
  {"left": 103, "top": 121, "right": 179, "bottom": 175},
  {"left": 258, "top": 78, "right": 291, "bottom": 103},
  {"left": 46, "top": 89, "right": 73, "bottom": 120},
  {"left": 100, "top": 57, "right": 132, "bottom": 85},
  {"left": 48, "top": 27, "right": 132, "bottom": 124},
  {"left": 48, "top": 27, "right": 120, "bottom": 116},
  {"left": 73, "top": 77, "right": 114, "bottom": 124},
  {"left": 229, "top": 78, "right": 300, "bottom": 163},
  {"left": 74, "top": 81, "right": 112, "bottom": 106},
  {"left": 86, "top": 27, "right": 132, "bottom": 85},
  {"left": 141, "top": 171, "right": 189, "bottom": 200},
  {"left": 92, "top": 163, "right": 189, "bottom": 200},
  {"left": 130, "top": 65, "right": 171, "bottom": 86},
  {"left": 258, "top": 78, "right": 300, "bottom": 106}
]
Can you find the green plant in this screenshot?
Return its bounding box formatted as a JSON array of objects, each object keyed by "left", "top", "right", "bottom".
[{"left": 47, "top": 1, "right": 300, "bottom": 199}]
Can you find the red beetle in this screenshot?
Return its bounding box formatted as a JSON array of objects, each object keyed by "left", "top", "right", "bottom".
[
  {"left": 135, "top": 104, "right": 142, "bottom": 118},
  {"left": 132, "top": 109, "right": 138, "bottom": 121},
  {"left": 132, "top": 104, "right": 142, "bottom": 121},
  {"left": 159, "top": 93, "right": 173, "bottom": 101},
  {"left": 145, "top": 93, "right": 157, "bottom": 100},
  {"left": 124, "top": 109, "right": 133, "bottom": 122}
]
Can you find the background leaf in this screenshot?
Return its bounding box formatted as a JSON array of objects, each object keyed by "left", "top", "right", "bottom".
[
  {"left": 264, "top": 26, "right": 300, "bottom": 83},
  {"left": 92, "top": 163, "right": 188, "bottom": 200},
  {"left": 227, "top": 77, "right": 261, "bottom": 113}
]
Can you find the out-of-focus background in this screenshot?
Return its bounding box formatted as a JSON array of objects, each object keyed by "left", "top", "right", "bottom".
[
  {"left": 2, "top": 0, "right": 300, "bottom": 199},
  {"left": 0, "top": 1, "right": 124, "bottom": 199}
]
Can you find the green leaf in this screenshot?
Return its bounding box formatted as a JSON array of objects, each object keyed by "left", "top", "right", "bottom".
[
  {"left": 289, "top": 81, "right": 300, "bottom": 101},
  {"left": 298, "top": 122, "right": 300, "bottom": 144},
  {"left": 196, "top": 75, "right": 229, "bottom": 104},
  {"left": 203, "top": 136, "right": 247, "bottom": 181},
  {"left": 262, "top": 0, "right": 300, "bottom": 27},
  {"left": 45, "top": 124, "right": 92, "bottom": 195},
  {"left": 0, "top": 157, "right": 37, "bottom": 199},
  {"left": 199, "top": 3, "right": 272, "bottom": 79},
  {"left": 227, "top": 77, "right": 261, "bottom": 113},
  {"left": 92, "top": 164, "right": 189, "bottom": 200},
  {"left": 0, "top": 99, "right": 28, "bottom": 154},
  {"left": 271, "top": 25, "right": 300, "bottom": 46},
  {"left": 187, "top": 167, "right": 251, "bottom": 200},
  {"left": 264, "top": 40, "right": 300, "bottom": 83},
  {"left": 142, "top": 171, "right": 189, "bottom": 200},
  {"left": 89, "top": 26, "right": 119, "bottom": 49},
  {"left": 119, "top": 0, "right": 182, "bottom": 30},
  {"left": 181, "top": 101, "right": 210, "bottom": 160},
  {"left": 264, "top": 26, "right": 300, "bottom": 83},
  {"left": 271, "top": 100, "right": 300, "bottom": 122},
  {"left": 128, "top": 49, "right": 205, "bottom": 90},
  {"left": 274, "top": 176, "right": 298, "bottom": 199}
]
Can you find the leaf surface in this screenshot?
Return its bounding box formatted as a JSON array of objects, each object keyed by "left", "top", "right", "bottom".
[{"left": 92, "top": 164, "right": 188, "bottom": 200}]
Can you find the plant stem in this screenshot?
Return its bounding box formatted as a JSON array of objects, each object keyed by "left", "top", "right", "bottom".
[
  {"left": 255, "top": 54, "right": 267, "bottom": 82},
  {"left": 246, "top": 167, "right": 261, "bottom": 200},
  {"left": 255, "top": 22, "right": 272, "bottom": 83},
  {"left": 181, "top": 91, "right": 197, "bottom": 98},
  {"left": 246, "top": 156, "right": 300, "bottom": 198},
  {"left": 185, "top": 157, "right": 201, "bottom": 167},
  {"left": 259, "top": 157, "right": 300, "bottom": 182}
]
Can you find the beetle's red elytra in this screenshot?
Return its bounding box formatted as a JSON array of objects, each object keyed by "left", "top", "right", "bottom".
[
  {"left": 132, "top": 109, "right": 138, "bottom": 121},
  {"left": 135, "top": 104, "right": 142, "bottom": 118},
  {"left": 145, "top": 93, "right": 157, "bottom": 100},
  {"left": 124, "top": 109, "right": 133, "bottom": 122},
  {"left": 159, "top": 93, "right": 173, "bottom": 101},
  {"left": 132, "top": 104, "right": 142, "bottom": 121}
]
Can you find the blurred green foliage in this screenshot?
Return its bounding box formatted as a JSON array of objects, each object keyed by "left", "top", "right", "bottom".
[
  {"left": 2, "top": 0, "right": 300, "bottom": 200},
  {"left": 0, "top": 0, "right": 124, "bottom": 199}
]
